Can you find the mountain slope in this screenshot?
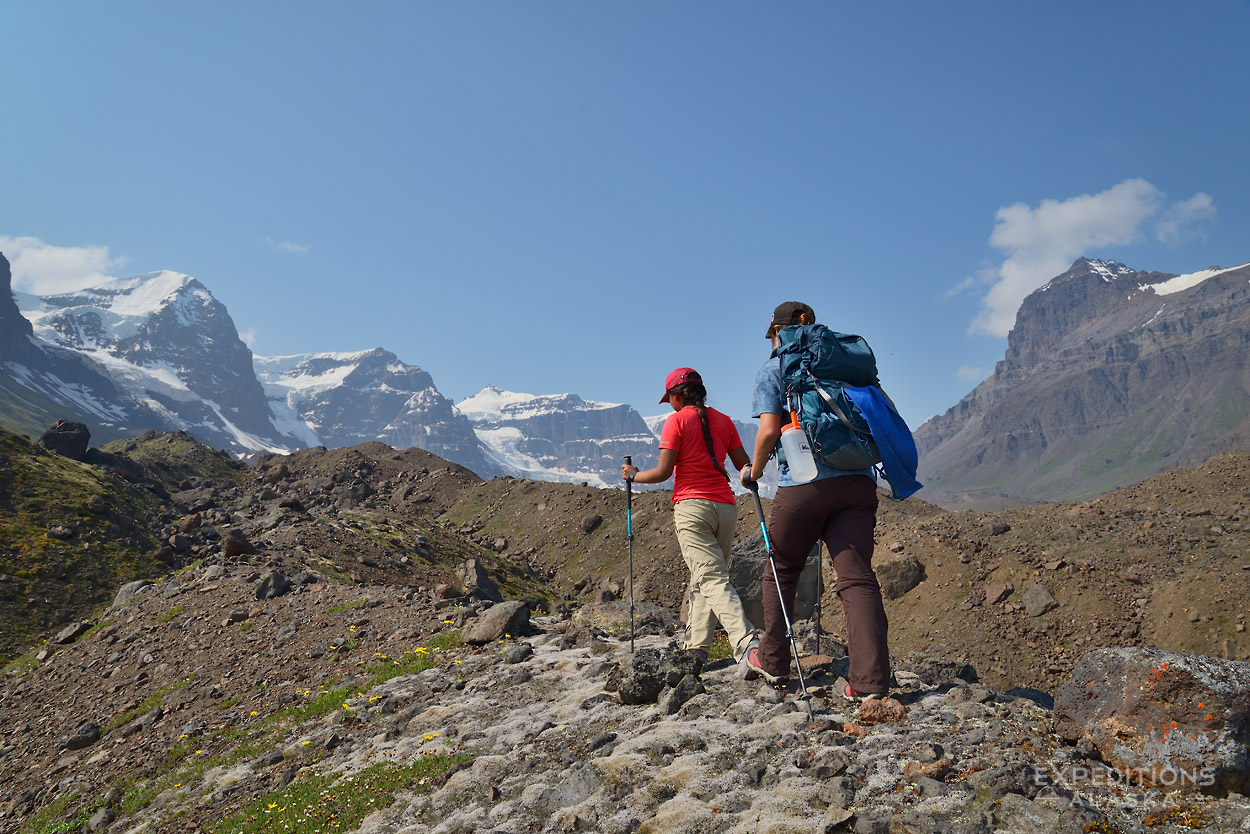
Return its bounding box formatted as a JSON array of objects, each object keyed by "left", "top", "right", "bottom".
[
  {"left": 916, "top": 258, "right": 1250, "bottom": 507},
  {"left": 15, "top": 268, "right": 302, "bottom": 454},
  {"left": 256, "top": 350, "right": 501, "bottom": 478},
  {"left": 1, "top": 253, "right": 169, "bottom": 442},
  {"left": 458, "top": 386, "right": 658, "bottom": 486}
]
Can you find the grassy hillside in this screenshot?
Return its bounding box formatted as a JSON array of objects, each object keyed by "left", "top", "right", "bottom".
[{"left": 0, "top": 427, "right": 164, "bottom": 660}]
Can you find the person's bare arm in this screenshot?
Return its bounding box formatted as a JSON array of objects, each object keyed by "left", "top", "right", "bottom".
[
  {"left": 622, "top": 448, "right": 678, "bottom": 484},
  {"left": 743, "top": 412, "right": 782, "bottom": 484}
]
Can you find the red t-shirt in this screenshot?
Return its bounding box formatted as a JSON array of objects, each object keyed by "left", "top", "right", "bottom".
[{"left": 658, "top": 406, "right": 742, "bottom": 505}]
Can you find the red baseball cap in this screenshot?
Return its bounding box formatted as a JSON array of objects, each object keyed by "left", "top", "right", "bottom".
[{"left": 660, "top": 367, "right": 701, "bottom": 403}]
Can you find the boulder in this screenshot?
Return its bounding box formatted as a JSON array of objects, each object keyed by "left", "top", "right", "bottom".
[
  {"left": 255, "top": 571, "right": 291, "bottom": 601},
  {"left": 729, "top": 536, "right": 821, "bottom": 625},
  {"left": 39, "top": 420, "right": 90, "bottom": 459},
  {"left": 1053, "top": 648, "right": 1250, "bottom": 795},
  {"left": 221, "top": 528, "right": 257, "bottom": 558},
  {"left": 60, "top": 721, "right": 102, "bottom": 751},
  {"left": 462, "top": 600, "right": 530, "bottom": 644},
  {"left": 112, "top": 580, "right": 153, "bottom": 608},
  {"left": 875, "top": 555, "right": 925, "bottom": 600},
  {"left": 454, "top": 558, "right": 503, "bottom": 602},
  {"left": 607, "top": 647, "right": 703, "bottom": 706},
  {"left": 1023, "top": 583, "right": 1059, "bottom": 617},
  {"left": 657, "top": 673, "right": 705, "bottom": 714},
  {"left": 53, "top": 622, "right": 92, "bottom": 645}
]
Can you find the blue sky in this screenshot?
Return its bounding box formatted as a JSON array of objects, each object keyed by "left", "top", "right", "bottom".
[{"left": 2, "top": 2, "right": 1247, "bottom": 429}]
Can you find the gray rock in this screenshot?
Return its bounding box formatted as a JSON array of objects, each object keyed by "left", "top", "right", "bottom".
[
  {"left": 608, "top": 648, "right": 702, "bottom": 705},
  {"left": 454, "top": 558, "right": 503, "bottom": 602},
  {"left": 1053, "top": 647, "right": 1250, "bottom": 795},
  {"left": 60, "top": 721, "right": 102, "bottom": 751},
  {"left": 53, "top": 621, "right": 92, "bottom": 645},
  {"left": 1023, "top": 584, "right": 1059, "bottom": 617},
  {"left": 255, "top": 570, "right": 291, "bottom": 600},
  {"left": 112, "top": 580, "right": 153, "bottom": 608},
  {"left": 504, "top": 643, "right": 534, "bottom": 664},
  {"left": 657, "top": 674, "right": 705, "bottom": 714},
  {"left": 875, "top": 555, "right": 926, "bottom": 600},
  {"left": 995, "top": 793, "right": 1085, "bottom": 834},
  {"left": 88, "top": 807, "right": 116, "bottom": 831},
  {"left": 462, "top": 600, "right": 530, "bottom": 644}
]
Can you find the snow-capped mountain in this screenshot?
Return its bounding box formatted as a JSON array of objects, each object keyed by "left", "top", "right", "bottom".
[
  {"left": 255, "top": 349, "right": 500, "bottom": 477},
  {"left": 1, "top": 253, "right": 165, "bottom": 441},
  {"left": 3, "top": 252, "right": 764, "bottom": 487},
  {"left": 458, "top": 386, "right": 658, "bottom": 487},
  {"left": 15, "top": 270, "right": 301, "bottom": 453}
]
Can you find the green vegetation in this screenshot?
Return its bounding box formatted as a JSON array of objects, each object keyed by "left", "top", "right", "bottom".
[
  {"left": 99, "top": 430, "right": 247, "bottom": 491},
  {"left": 157, "top": 604, "right": 185, "bottom": 623},
  {"left": 0, "top": 427, "right": 162, "bottom": 663},
  {"left": 15, "top": 791, "right": 99, "bottom": 834},
  {"left": 204, "top": 753, "right": 472, "bottom": 834},
  {"left": 106, "top": 675, "right": 197, "bottom": 732}
]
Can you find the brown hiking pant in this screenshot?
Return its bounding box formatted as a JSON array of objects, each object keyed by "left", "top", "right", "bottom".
[{"left": 760, "top": 474, "right": 889, "bottom": 694}]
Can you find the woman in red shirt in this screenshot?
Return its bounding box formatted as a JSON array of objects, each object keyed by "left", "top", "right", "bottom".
[{"left": 623, "top": 367, "right": 760, "bottom": 672}]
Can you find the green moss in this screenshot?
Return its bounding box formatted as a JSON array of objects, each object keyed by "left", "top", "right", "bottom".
[
  {"left": 106, "top": 675, "right": 196, "bottom": 732},
  {"left": 14, "top": 791, "right": 99, "bottom": 834},
  {"left": 204, "top": 753, "right": 472, "bottom": 834},
  {"left": 0, "top": 428, "right": 164, "bottom": 663},
  {"left": 157, "top": 604, "right": 185, "bottom": 623}
]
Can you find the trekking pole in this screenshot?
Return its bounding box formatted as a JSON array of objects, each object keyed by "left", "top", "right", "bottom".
[
  {"left": 746, "top": 480, "right": 814, "bottom": 721},
  {"left": 624, "top": 455, "right": 635, "bottom": 654},
  {"left": 814, "top": 543, "right": 823, "bottom": 656}
]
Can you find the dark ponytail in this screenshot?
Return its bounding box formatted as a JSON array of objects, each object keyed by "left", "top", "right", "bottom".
[{"left": 670, "top": 381, "right": 729, "bottom": 482}]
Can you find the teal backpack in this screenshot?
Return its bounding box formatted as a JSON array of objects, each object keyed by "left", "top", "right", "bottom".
[{"left": 774, "top": 324, "right": 882, "bottom": 470}]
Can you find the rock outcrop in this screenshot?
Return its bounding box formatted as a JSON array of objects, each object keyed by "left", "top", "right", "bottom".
[{"left": 917, "top": 258, "right": 1250, "bottom": 507}]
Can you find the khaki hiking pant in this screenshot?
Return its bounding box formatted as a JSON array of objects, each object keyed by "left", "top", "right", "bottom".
[{"left": 673, "top": 498, "right": 758, "bottom": 661}]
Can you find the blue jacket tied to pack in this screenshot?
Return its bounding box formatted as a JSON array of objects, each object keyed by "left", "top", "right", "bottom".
[{"left": 774, "top": 324, "right": 922, "bottom": 500}]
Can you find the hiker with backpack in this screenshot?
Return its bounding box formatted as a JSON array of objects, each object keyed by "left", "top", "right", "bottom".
[
  {"left": 740, "top": 301, "right": 920, "bottom": 700},
  {"left": 621, "top": 367, "right": 761, "bottom": 672}
]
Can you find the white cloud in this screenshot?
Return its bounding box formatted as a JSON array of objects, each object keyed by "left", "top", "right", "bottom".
[
  {"left": 955, "top": 365, "right": 988, "bottom": 382},
  {"left": 238, "top": 327, "right": 258, "bottom": 348},
  {"left": 265, "top": 237, "right": 309, "bottom": 256},
  {"left": 969, "top": 179, "right": 1215, "bottom": 338},
  {"left": 0, "top": 234, "right": 126, "bottom": 294},
  {"left": 1156, "top": 193, "right": 1216, "bottom": 245},
  {"left": 944, "top": 263, "right": 997, "bottom": 300}
]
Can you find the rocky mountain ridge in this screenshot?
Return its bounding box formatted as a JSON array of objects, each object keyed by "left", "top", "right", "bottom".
[{"left": 916, "top": 257, "right": 1250, "bottom": 508}]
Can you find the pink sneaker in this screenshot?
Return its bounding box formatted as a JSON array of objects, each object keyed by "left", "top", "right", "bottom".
[
  {"left": 844, "top": 683, "right": 883, "bottom": 702},
  {"left": 738, "top": 644, "right": 783, "bottom": 683}
]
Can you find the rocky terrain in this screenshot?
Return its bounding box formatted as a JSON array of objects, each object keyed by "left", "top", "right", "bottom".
[{"left": 2, "top": 424, "right": 1249, "bottom": 833}]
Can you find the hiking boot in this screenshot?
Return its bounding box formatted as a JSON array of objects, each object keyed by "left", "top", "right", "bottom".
[
  {"left": 734, "top": 636, "right": 759, "bottom": 679},
  {"left": 739, "top": 645, "right": 783, "bottom": 684},
  {"left": 844, "top": 683, "right": 884, "bottom": 703}
]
